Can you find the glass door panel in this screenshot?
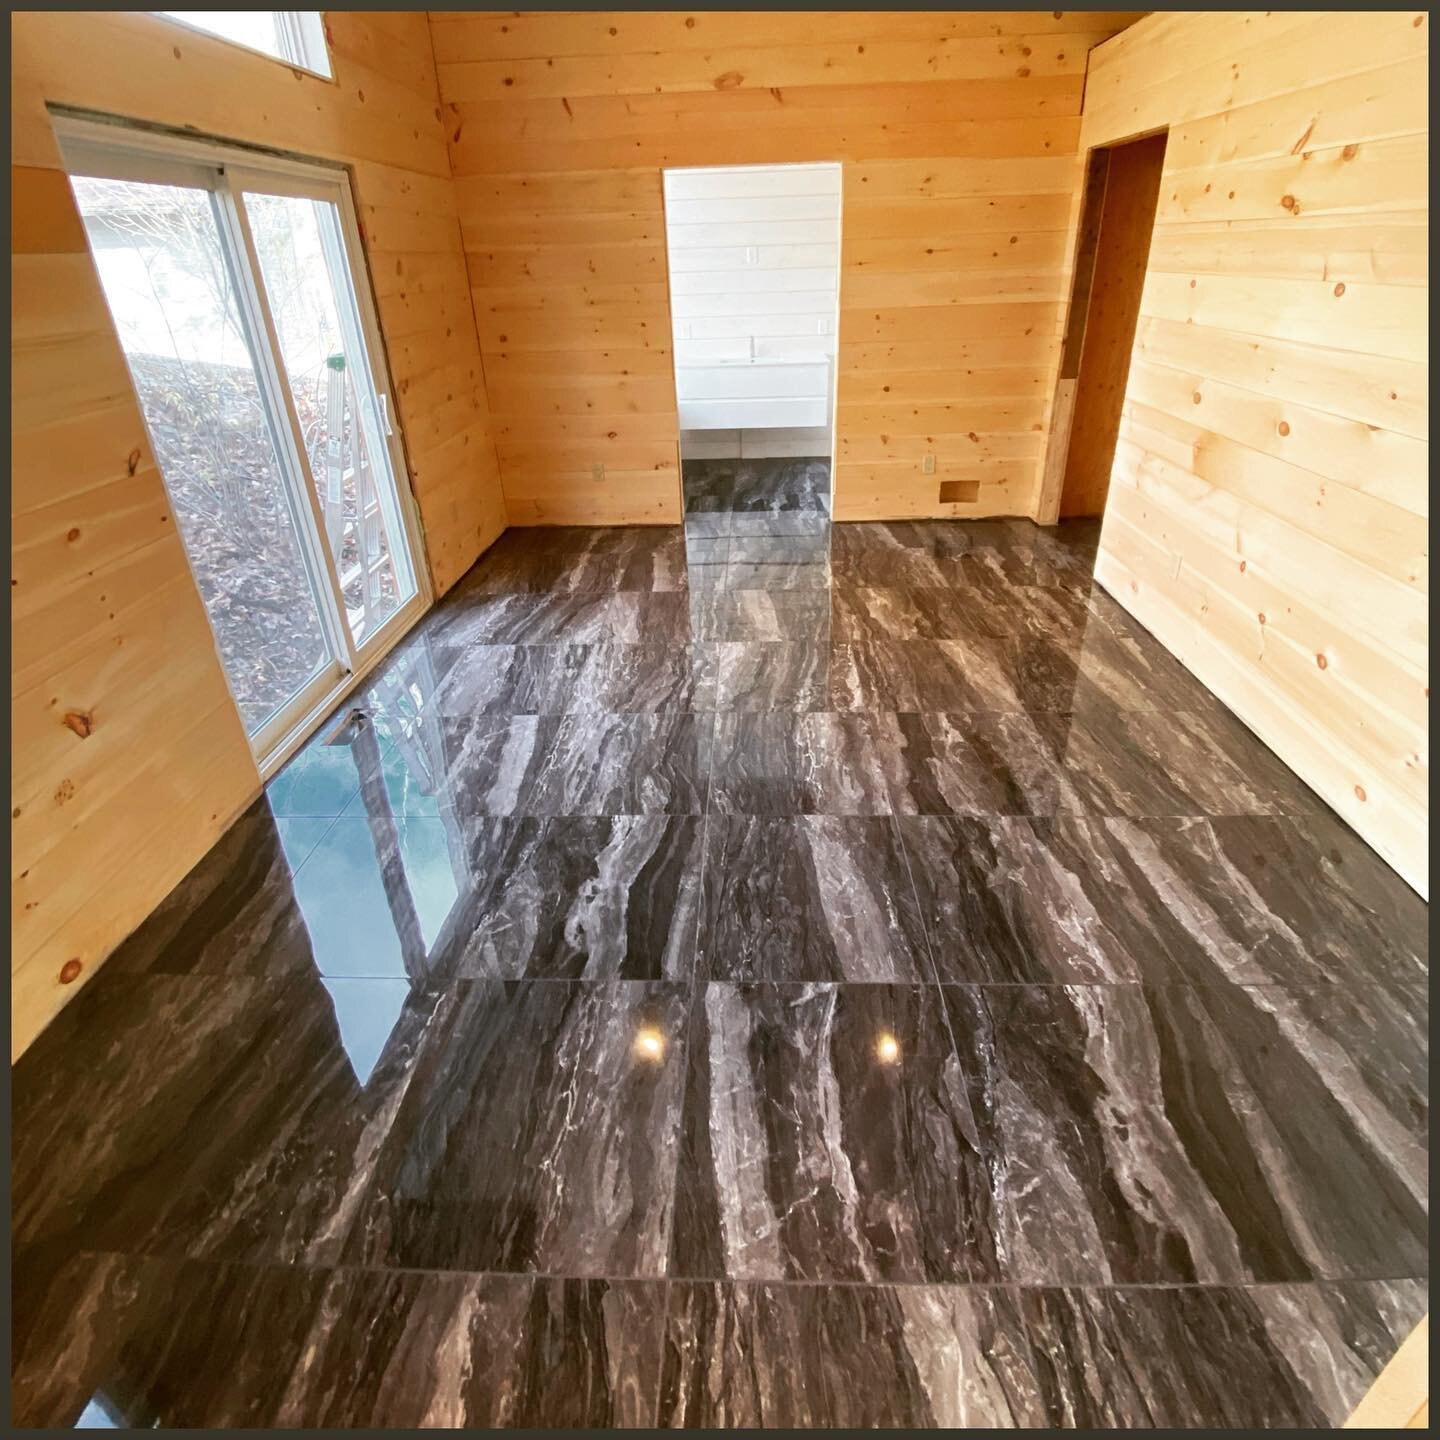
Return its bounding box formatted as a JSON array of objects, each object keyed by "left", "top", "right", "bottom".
[
  {"left": 70, "top": 174, "right": 342, "bottom": 739},
  {"left": 242, "top": 190, "right": 417, "bottom": 647}
]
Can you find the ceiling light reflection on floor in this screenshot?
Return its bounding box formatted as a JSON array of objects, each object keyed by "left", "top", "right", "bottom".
[
  {"left": 634, "top": 1025, "right": 666, "bottom": 1062},
  {"left": 875, "top": 1031, "right": 901, "bottom": 1065}
]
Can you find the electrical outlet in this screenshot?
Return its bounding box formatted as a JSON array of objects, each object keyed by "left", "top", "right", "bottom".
[
  {"left": 592, "top": 462, "right": 606, "bottom": 482},
  {"left": 922, "top": 453, "right": 936, "bottom": 475}
]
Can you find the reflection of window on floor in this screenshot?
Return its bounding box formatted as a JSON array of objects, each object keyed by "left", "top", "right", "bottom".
[
  {"left": 158, "top": 11, "right": 332, "bottom": 77},
  {"left": 290, "top": 648, "right": 472, "bottom": 1084},
  {"left": 75, "top": 1392, "right": 126, "bottom": 1428}
]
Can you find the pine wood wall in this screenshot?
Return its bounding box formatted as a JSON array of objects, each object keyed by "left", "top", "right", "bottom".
[
  {"left": 10, "top": 11, "right": 506, "bottom": 1057},
  {"left": 1064, "top": 10, "right": 1428, "bottom": 893},
  {"left": 430, "top": 10, "right": 1144, "bottom": 524}
]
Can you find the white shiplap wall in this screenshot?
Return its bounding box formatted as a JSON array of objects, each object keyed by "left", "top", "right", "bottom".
[{"left": 664, "top": 163, "right": 841, "bottom": 433}]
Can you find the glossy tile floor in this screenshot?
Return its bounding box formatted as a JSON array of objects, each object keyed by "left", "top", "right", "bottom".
[{"left": 12, "top": 456, "right": 1428, "bottom": 1428}]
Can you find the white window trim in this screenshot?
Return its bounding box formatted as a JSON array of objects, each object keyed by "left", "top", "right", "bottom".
[{"left": 54, "top": 111, "right": 435, "bottom": 779}]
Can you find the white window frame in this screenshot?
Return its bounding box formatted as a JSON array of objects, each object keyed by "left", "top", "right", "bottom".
[
  {"left": 55, "top": 113, "right": 434, "bottom": 778},
  {"left": 155, "top": 11, "right": 333, "bottom": 80}
]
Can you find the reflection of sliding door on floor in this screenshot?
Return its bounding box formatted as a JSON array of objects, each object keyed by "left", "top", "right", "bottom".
[{"left": 60, "top": 120, "right": 427, "bottom": 772}]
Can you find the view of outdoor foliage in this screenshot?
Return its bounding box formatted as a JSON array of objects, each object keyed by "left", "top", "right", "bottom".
[{"left": 73, "top": 175, "right": 407, "bottom": 735}]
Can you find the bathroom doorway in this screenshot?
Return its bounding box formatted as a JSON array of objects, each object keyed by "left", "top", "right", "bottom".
[{"left": 662, "top": 162, "right": 841, "bottom": 570}]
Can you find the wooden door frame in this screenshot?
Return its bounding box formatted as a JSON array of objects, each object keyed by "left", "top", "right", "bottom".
[{"left": 1034, "top": 127, "right": 1168, "bottom": 526}]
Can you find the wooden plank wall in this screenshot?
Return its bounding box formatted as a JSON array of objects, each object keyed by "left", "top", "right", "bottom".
[
  {"left": 430, "top": 9, "right": 1145, "bottom": 524},
  {"left": 1069, "top": 10, "right": 1429, "bottom": 893},
  {"left": 10, "top": 11, "right": 506, "bottom": 1057}
]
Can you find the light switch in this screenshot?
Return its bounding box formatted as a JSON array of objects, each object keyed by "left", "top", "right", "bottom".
[{"left": 922, "top": 453, "right": 936, "bottom": 475}]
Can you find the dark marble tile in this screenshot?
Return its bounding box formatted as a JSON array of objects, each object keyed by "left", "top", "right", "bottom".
[
  {"left": 724, "top": 558, "right": 833, "bottom": 590},
  {"left": 433, "top": 591, "right": 622, "bottom": 646},
  {"left": 12, "top": 969, "right": 449, "bottom": 1303},
  {"left": 727, "top": 508, "right": 830, "bottom": 538},
  {"left": 344, "top": 980, "right": 688, "bottom": 1275},
  {"left": 1013, "top": 628, "right": 1234, "bottom": 716},
  {"left": 1195, "top": 810, "right": 1429, "bottom": 992},
  {"left": 437, "top": 711, "right": 714, "bottom": 816},
  {"left": 829, "top": 637, "right": 1028, "bottom": 711},
  {"left": 14, "top": 1253, "right": 665, "bottom": 1429},
  {"left": 715, "top": 641, "right": 829, "bottom": 711},
  {"left": 461, "top": 545, "right": 628, "bottom": 595},
  {"left": 438, "top": 591, "right": 697, "bottom": 647},
  {"left": 709, "top": 711, "right": 892, "bottom": 815},
  {"left": 1040, "top": 706, "right": 1304, "bottom": 817},
  {"left": 456, "top": 816, "right": 704, "bottom": 981},
  {"left": 878, "top": 709, "right": 1303, "bottom": 819},
  {"left": 692, "top": 587, "right": 832, "bottom": 642},
  {"left": 685, "top": 534, "right": 728, "bottom": 566},
  {"left": 658, "top": 1280, "right": 1425, "bottom": 1429},
  {"left": 875, "top": 711, "right": 1071, "bottom": 816},
  {"left": 935, "top": 983, "right": 1428, "bottom": 1283},
  {"left": 698, "top": 816, "right": 932, "bottom": 982},
  {"left": 728, "top": 458, "right": 830, "bottom": 514},
  {"left": 670, "top": 982, "right": 967, "bottom": 1282},
  {"left": 110, "top": 798, "right": 315, "bottom": 978},
  {"left": 908, "top": 811, "right": 1426, "bottom": 1003},
  {"left": 830, "top": 547, "right": 951, "bottom": 587},
  {"left": 540, "top": 641, "right": 719, "bottom": 712},
  {"left": 728, "top": 534, "right": 831, "bottom": 566},
  {"left": 829, "top": 520, "right": 977, "bottom": 561},
  {"left": 428, "top": 641, "right": 553, "bottom": 717},
  {"left": 833, "top": 581, "right": 1108, "bottom": 641}
]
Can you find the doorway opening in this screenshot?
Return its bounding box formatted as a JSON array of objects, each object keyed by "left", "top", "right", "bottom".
[
  {"left": 58, "top": 117, "right": 429, "bottom": 775},
  {"left": 662, "top": 162, "right": 841, "bottom": 564},
  {"left": 1048, "top": 129, "right": 1168, "bottom": 521}
]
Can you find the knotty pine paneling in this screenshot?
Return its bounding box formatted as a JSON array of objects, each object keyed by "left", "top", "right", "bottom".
[
  {"left": 1057, "top": 10, "right": 1428, "bottom": 895},
  {"left": 10, "top": 11, "right": 506, "bottom": 1057},
  {"left": 430, "top": 10, "right": 1145, "bottom": 524}
]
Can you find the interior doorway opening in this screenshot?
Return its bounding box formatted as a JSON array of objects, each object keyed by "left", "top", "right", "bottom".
[
  {"left": 1047, "top": 129, "right": 1169, "bottom": 521},
  {"left": 662, "top": 162, "right": 842, "bottom": 539}
]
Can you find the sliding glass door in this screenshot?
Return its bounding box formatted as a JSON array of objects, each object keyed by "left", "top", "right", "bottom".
[{"left": 61, "top": 122, "right": 426, "bottom": 771}]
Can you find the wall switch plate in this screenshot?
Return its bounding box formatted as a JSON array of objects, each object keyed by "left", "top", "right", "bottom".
[
  {"left": 592, "top": 463, "right": 605, "bottom": 482},
  {"left": 922, "top": 453, "right": 936, "bottom": 474}
]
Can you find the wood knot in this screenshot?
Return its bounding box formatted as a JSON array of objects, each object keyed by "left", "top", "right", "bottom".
[
  {"left": 127, "top": 447, "right": 142, "bottom": 476},
  {"left": 67, "top": 527, "right": 81, "bottom": 542},
  {"left": 713, "top": 70, "right": 744, "bottom": 89},
  {"left": 60, "top": 959, "right": 83, "bottom": 985},
  {"left": 55, "top": 778, "right": 76, "bottom": 805},
  {"left": 1315, "top": 653, "right": 1328, "bottom": 669},
  {"left": 1191, "top": 391, "right": 1202, "bottom": 404},
  {"left": 1341, "top": 144, "right": 1359, "bottom": 160},
  {"left": 1276, "top": 420, "right": 1290, "bottom": 437},
  {"left": 1353, "top": 784, "right": 1367, "bottom": 801},
  {"left": 1333, "top": 282, "right": 1345, "bottom": 296},
  {"left": 63, "top": 710, "right": 94, "bottom": 739},
  {"left": 1279, "top": 194, "right": 1298, "bottom": 212}
]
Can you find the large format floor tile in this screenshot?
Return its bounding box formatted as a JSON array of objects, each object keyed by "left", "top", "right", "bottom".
[{"left": 10, "top": 457, "right": 1426, "bottom": 1430}]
